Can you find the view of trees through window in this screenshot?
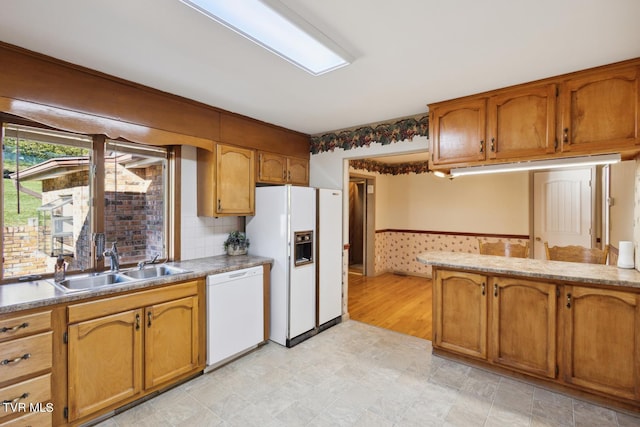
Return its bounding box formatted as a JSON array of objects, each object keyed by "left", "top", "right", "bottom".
[{"left": 2, "top": 124, "right": 168, "bottom": 281}]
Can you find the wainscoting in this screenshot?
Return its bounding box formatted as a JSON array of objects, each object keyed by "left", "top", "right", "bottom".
[{"left": 374, "top": 229, "right": 529, "bottom": 277}]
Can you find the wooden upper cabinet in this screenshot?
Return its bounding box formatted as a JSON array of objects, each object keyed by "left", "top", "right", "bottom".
[
  {"left": 563, "top": 286, "right": 640, "bottom": 401},
  {"left": 198, "top": 144, "right": 256, "bottom": 217},
  {"left": 434, "top": 269, "right": 488, "bottom": 359},
  {"left": 487, "top": 83, "right": 557, "bottom": 159},
  {"left": 286, "top": 157, "right": 309, "bottom": 185},
  {"left": 490, "top": 277, "right": 557, "bottom": 379},
  {"left": 560, "top": 65, "right": 640, "bottom": 153},
  {"left": 216, "top": 144, "right": 255, "bottom": 215},
  {"left": 431, "top": 98, "right": 487, "bottom": 166},
  {"left": 257, "top": 151, "right": 309, "bottom": 186},
  {"left": 257, "top": 152, "right": 287, "bottom": 184}
]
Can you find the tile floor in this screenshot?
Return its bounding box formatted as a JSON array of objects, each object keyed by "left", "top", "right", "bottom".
[{"left": 96, "top": 320, "right": 640, "bottom": 426}]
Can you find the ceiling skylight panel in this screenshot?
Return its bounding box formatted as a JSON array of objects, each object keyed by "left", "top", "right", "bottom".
[{"left": 179, "top": 0, "right": 352, "bottom": 75}]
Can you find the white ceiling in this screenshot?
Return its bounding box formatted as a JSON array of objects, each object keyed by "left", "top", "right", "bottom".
[{"left": 1, "top": 0, "right": 640, "bottom": 140}]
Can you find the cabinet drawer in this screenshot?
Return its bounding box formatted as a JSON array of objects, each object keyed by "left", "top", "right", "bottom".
[
  {"left": 0, "top": 312, "right": 51, "bottom": 343},
  {"left": 0, "top": 410, "right": 51, "bottom": 427},
  {"left": 0, "top": 333, "right": 52, "bottom": 384},
  {"left": 68, "top": 281, "right": 199, "bottom": 323},
  {"left": 0, "top": 373, "right": 51, "bottom": 418}
]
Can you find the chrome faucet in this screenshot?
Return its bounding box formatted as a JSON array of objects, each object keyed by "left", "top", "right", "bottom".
[
  {"left": 103, "top": 242, "right": 120, "bottom": 272},
  {"left": 137, "top": 253, "right": 160, "bottom": 270}
]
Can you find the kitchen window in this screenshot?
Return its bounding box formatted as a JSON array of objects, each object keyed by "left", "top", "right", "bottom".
[{"left": 1, "top": 123, "right": 170, "bottom": 281}]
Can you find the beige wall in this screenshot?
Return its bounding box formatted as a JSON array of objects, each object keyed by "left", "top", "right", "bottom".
[
  {"left": 610, "top": 160, "right": 635, "bottom": 247},
  {"left": 375, "top": 170, "right": 530, "bottom": 234}
]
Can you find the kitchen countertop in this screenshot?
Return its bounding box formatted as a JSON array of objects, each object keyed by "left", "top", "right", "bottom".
[
  {"left": 0, "top": 254, "right": 273, "bottom": 314},
  {"left": 417, "top": 251, "right": 640, "bottom": 289}
]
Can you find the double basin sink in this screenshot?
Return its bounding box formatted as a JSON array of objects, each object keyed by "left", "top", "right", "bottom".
[{"left": 52, "top": 265, "right": 190, "bottom": 293}]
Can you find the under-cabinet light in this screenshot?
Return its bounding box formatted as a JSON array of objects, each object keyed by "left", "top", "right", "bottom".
[
  {"left": 449, "top": 153, "right": 621, "bottom": 177},
  {"left": 179, "top": 0, "right": 353, "bottom": 76}
]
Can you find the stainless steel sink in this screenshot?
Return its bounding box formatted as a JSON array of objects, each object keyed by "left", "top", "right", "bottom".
[
  {"left": 122, "top": 265, "right": 189, "bottom": 280},
  {"left": 53, "top": 273, "right": 134, "bottom": 292}
]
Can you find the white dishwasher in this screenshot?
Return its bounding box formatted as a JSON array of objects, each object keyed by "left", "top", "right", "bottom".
[{"left": 206, "top": 266, "right": 264, "bottom": 371}]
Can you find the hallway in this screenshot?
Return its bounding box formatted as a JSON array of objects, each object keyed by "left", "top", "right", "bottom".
[{"left": 348, "top": 272, "right": 432, "bottom": 340}]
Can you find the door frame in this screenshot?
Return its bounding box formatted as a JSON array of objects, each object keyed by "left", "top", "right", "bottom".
[
  {"left": 349, "top": 173, "right": 375, "bottom": 276},
  {"left": 530, "top": 166, "right": 601, "bottom": 259}
]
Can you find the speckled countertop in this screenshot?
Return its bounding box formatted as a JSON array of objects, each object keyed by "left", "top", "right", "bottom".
[
  {"left": 417, "top": 251, "right": 640, "bottom": 289},
  {"left": 0, "top": 255, "right": 273, "bottom": 314}
]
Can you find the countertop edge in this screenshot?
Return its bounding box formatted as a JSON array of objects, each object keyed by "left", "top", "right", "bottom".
[
  {"left": 417, "top": 251, "right": 640, "bottom": 290},
  {"left": 0, "top": 255, "right": 274, "bottom": 314}
]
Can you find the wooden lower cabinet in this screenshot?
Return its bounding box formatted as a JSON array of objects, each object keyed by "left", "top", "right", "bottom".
[
  {"left": 67, "top": 310, "right": 142, "bottom": 421},
  {"left": 563, "top": 286, "right": 640, "bottom": 401},
  {"left": 434, "top": 266, "right": 640, "bottom": 410},
  {"left": 144, "top": 296, "right": 199, "bottom": 389},
  {"left": 490, "top": 277, "right": 557, "bottom": 378},
  {"left": 434, "top": 270, "right": 487, "bottom": 359},
  {"left": 66, "top": 281, "right": 202, "bottom": 424}
]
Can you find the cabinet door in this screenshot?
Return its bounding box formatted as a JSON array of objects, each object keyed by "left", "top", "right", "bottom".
[
  {"left": 144, "top": 296, "right": 199, "bottom": 389},
  {"left": 434, "top": 270, "right": 487, "bottom": 359},
  {"left": 563, "top": 286, "right": 640, "bottom": 400},
  {"left": 431, "top": 98, "right": 487, "bottom": 166},
  {"left": 216, "top": 144, "right": 255, "bottom": 215},
  {"left": 490, "top": 278, "right": 556, "bottom": 378},
  {"left": 287, "top": 157, "right": 309, "bottom": 185},
  {"left": 68, "top": 309, "right": 142, "bottom": 421},
  {"left": 560, "top": 65, "right": 640, "bottom": 152},
  {"left": 487, "top": 84, "right": 556, "bottom": 160},
  {"left": 257, "top": 152, "right": 287, "bottom": 184}
]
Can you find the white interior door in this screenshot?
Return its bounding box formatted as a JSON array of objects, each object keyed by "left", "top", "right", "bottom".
[{"left": 533, "top": 168, "right": 593, "bottom": 259}]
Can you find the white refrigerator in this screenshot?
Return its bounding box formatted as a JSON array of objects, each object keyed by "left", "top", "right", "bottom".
[{"left": 246, "top": 186, "right": 342, "bottom": 347}]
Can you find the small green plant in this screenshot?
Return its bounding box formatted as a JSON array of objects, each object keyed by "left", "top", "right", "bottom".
[{"left": 223, "top": 230, "right": 250, "bottom": 251}]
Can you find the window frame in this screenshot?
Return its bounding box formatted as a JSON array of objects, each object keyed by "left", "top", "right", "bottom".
[{"left": 1, "top": 121, "right": 175, "bottom": 283}]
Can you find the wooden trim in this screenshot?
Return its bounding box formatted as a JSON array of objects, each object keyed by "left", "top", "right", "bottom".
[
  {"left": 171, "top": 147, "right": 181, "bottom": 261},
  {"left": 0, "top": 42, "right": 309, "bottom": 156},
  {"left": 375, "top": 229, "right": 530, "bottom": 240}
]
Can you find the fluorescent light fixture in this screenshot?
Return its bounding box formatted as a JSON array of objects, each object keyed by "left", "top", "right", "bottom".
[
  {"left": 179, "top": 0, "right": 353, "bottom": 76},
  {"left": 450, "top": 153, "right": 621, "bottom": 177}
]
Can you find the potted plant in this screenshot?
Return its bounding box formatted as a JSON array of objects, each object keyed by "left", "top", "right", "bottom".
[{"left": 224, "top": 230, "right": 250, "bottom": 256}]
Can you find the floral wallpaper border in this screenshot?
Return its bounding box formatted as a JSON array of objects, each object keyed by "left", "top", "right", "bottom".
[
  {"left": 310, "top": 115, "right": 429, "bottom": 154},
  {"left": 350, "top": 159, "right": 430, "bottom": 175}
]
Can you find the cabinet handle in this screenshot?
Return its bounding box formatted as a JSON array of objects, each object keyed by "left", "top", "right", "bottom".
[
  {"left": 3, "top": 392, "right": 29, "bottom": 404},
  {"left": 563, "top": 128, "right": 569, "bottom": 143},
  {"left": 1, "top": 353, "right": 31, "bottom": 365},
  {"left": 135, "top": 313, "right": 140, "bottom": 330},
  {"left": 493, "top": 283, "right": 498, "bottom": 297},
  {"left": 147, "top": 311, "right": 152, "bottom": 328},
  {"left": 288, "top": 170, "right": 291, "bottom": 181},
  {"left": 283, "top": 170, "right": 286, "bottom": 180},
  {"left": 217, "top": 199, "right": 222, "bottom": 211},
  {"left": 490, "top": 138, "right": 495, "bottom": 152},
  {"left": 479, "top": 140, "right": 484, "bottom": 153},
  {"left": 0, "top": 322, "right": 29, "bottom": 333},
  {"left": 481, "top": 283, "right": 486, "bottom": 296},
  {"left": 566, "top": 293, "right": 572, "bottom": 309}
]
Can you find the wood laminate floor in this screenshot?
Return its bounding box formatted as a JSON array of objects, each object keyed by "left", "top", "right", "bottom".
[{"left": 348, "top": 272, "right": 432, "bottom": 340}]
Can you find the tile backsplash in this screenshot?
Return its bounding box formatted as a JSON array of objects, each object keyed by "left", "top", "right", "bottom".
[{"left": 180, "top": 146, "right": 243, "bottom": 260}]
